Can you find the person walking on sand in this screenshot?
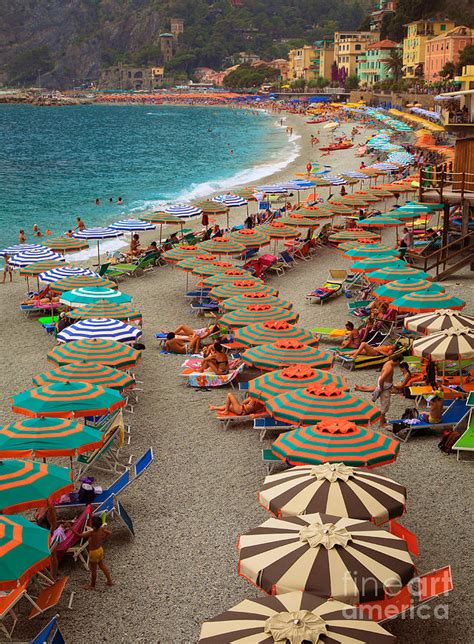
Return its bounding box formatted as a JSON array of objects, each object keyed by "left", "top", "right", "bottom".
[
  {"left": 73, "top": 515, "right": 113, "bottom": 590},
  {"left": 2, "top": 253, "right": 13, "bottom": 284},
  {"left": 355, "top": 355, "right": 401, "bottom": 426}
]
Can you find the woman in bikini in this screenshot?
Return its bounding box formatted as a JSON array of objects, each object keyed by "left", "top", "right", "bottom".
[
  {"left": 199, "top": 342, "right": 229, "bottom": 375},
  {"left": 210, "top": 394, "right": 265, "bottom": 416}
]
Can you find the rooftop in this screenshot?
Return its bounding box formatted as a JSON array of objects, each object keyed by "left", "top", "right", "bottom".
[{"left": 366, "top": 39, "right": 399, "bottom": 50}]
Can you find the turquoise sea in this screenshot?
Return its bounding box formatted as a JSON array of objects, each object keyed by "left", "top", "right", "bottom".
[{"left": 0, "top": 104, "right": 298, "bottom": 250}]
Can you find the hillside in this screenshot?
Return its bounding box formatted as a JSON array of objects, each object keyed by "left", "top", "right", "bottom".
[{"left": 0, "top": 0, "right": 370, "bottom": 88}]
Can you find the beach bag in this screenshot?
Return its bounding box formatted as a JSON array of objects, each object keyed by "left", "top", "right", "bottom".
[
  {"left": 78, "top": 483, "right": 95, "bottom": 504},
  {"left": 438, "top": 430, "right": 461, "bottom": 454}
]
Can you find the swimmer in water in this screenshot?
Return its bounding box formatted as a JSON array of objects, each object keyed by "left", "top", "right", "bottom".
[
  {"left": 95, "top": 198, "right": 101, "bottom": 205},
  {"left": 117, "top": 197, "right": 123, "bottom": 205}
]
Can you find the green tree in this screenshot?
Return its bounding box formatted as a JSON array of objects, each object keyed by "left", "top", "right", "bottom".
[
  {"left": 439, "top": 61, "right": 456, "bottom": 79},
  {"left": 7, "top": 46, "right": 54, "bottom": 85},
  {"left": 459, "top": 44, "right": 474, "bottom": 68},
  {"left": 384, "top": 49, "right": 404, "bottom": 81},
  {"left": 223, "top": 64, "right": 278, "bottom": 89},
  {"left": 344, "top": 74, "right": 359, "bottom": 90},
  {"left": 290, "top": 78, "right": 306, "bottom": 89}
]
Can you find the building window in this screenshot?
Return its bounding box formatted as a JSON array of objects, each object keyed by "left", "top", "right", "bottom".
[
  {"left": 441, "top": 24, "right": 446, "bottom": 30},
  {"left": 355, "top": 44, "right": 361, "bottom": 50}
]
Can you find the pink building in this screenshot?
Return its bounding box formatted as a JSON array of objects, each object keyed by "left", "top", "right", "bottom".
[{"left": 425, "top": 26, "right": 474, "bottom": 81}]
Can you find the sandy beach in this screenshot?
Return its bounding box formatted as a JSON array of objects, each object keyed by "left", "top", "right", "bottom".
[{"left": 1, "top": 110, "right": 473, "bottom": 643}]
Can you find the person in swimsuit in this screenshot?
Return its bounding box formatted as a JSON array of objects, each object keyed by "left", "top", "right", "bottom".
[
  {"left": 340, "top": 321, "right": 361, "bottom": 349},
  {"left": 19, "top": 229, "right": 26, "bottom": 243},
  {"left": 172, "top": 324, "right": 219, "bottom": 353},
  {"left": 75, "top": 217, "right": 86, "bottom": 231},
  {"left": 165, "top": 332, "right": 189, "bottom": 354},
  {"left": 343, "top": 343, "right": 396, "bottom": 358},
  {"left": 2, "top": 253, "right": 12, "bottom": 284},
  {"left": 73, "top": 515, "right": 113, "bottom": 590},
  {"left": 210, "top": 394, "right": 265, "bottom": 416},
  {"left": 199, "top": 342, "right": 229, "bottom": 374}
]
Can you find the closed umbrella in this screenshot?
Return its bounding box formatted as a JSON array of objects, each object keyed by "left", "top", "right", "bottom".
[
  {"left": 368, "top": 266, "right": 431, "bottom": 283},
  {"left": 220, "top": 305, "right": 299, "bottom": 329},
  {"left": 110, "top": 219, "right": 155, "bottom": 231},
  {"left": 72, "top": 227, "right": 123, "bottom": 265},
  {"left": 404, "top": 310, "right": 474, "bottom": 335},
  {"left": 9, "top": 248, "right": 65, "bottom": 268},
  {"left": 243, "top": 340, "right": 333, "bottom": 371},
  {"left": 0, "top": 460, "right": 74, "bottom": 513},
  {"left": 259, "top": 463, "right": 406, "bottom": 524},
  {"left": 229, "top": 228, "right": 270, "bottom": 248},
  {"left": 11, "top": 382, "right": 125, "bottom": 419},
  {"left": 413, "top": 329, "right": 474, "bottom": 361},
  {"left": 374, "top": 279, "right": 444, "bottom": 301},
  {"left": 248, "top": 364, "right": 347, "bottom": 403},
  {"left": 0, "top": 418, "right": 103, "bottom": 459},
  {"left": 267, "top": 384, "right": 381, "bottom": 426},
  {"left": 235, "top": 321, "right": 317, "bottom": 347},
  {"left": 0, "top": 516, "right": 51, "bottom": 591},
  {"left": 65, "top": 300, "right": 142, "bottom": 324},
  {"left": 50, "top": 275, "right": 117, "bottom": 293},
  {"left": 391, "top": 291, "right": 465, "bottom": 313},
  {"left": 39, "top": 266, "right": 97, "bottom": 283},
  {"left": 198, "top": 237, "right": 246, "bottom": 256},
  {"left": 221, "top": 293, "right": 292, "bottom": 311},
  {"left": 238, "top": 512, "right": 415, "bottom": 603},
  {"left": 33, "top": 362, "right": 135, "bottom": 393},
  {"left": 47, "top": 338, "right": 141, "bottom": 370},
  {"left": 199, "top": 591, "right": 395, "bottom": 643},
  {"left": 60, "top": 287, "right": 132, "bottom": 307},
  {"left": 211, "top": 280, "right": 277, "bottom": 300},
  {"left": 57, "top": 318, "right": 142, "bottom": 343}
]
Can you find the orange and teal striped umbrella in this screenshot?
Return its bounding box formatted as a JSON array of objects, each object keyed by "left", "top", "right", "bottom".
[
  {"left": 321, "top": 203, "right": 354, "bottom": 215},
  {"left": 338, "top": 240, "right": 381, "bottom": 251},
  {"left": 248, "top": 365, "right": 348, "bottom": 403},
  {"left": 66, "top": 300, "right": 142, "bottom": 324},
  {"left": 142, "top": 212, "right": 182, "bottom": 225},
  {"left": 0, "top": 515, "right": 51, "bottom": 590},
  {"left": 162, "top": 244, "right": 201, "bottom": 263},
  {"left": 375, "top": 279, "right": 444, "bottom": 302},
  {"left": 351, "top": 258, "right": 405, "bottom": 273},
  {"left": 343, "top": 245, "right": 398, "bottom": 259},
  {"left": 338, "top": 196, "right": 370, "bottom": 207},
  {"left": 19, "top": 260, "right": 67, "bottom": 277},
  {"left": 203, "top": 269, "right": 254, "bottom": 286},
  {"left": 293, "top": 207, "right": 334, "bottom": 218},
  {"left": 256, "top": 222, "right": 299, "bottom": 239},
  {"left": 193, "top": 200, "right": 228, "bottom": 216},
  {"left": 353, "top": 191, "right": 381, "bottom": 202},
  {"left": 0, "top": 418, "right": 104, "bottom": 459},
  {"left": 329, "top": 230, "right": 379, "bottom": 243},
  {"left": 220, "top": 305, "right": 299, "bottom": 329},
  {"left": 0, "top": 460, "right": 73, "bottom": 514},
  {"left": 359, "top": 216, "right": 403, "bottom": 228},
  {"left": 43, "top": 237, "right": 89, "bottom": 253},
  {"left": 191, "top": 260, "right": 234, "bottom": 276},
  {"left": 175, "top": 255, "right": 217, "bottom": 273},
  {"left": 279, "top": 214, "right": 320, "bottom": 228},
  {"left": 211, "top": 280, "right": 277, "bottom": 300},
  {"left": 33, "top": 362, "right": 135, "bottom": 392},
  {"left": 234, "top": 320, "right": 316, "bottom": 346},
  {"left": 47, "top": 338, "right": 141, "bottom": 369},
  {"left": 266, "top": 385, "right": 381, "bottom": 427},
  {"left": 368, "top": 266, "right": 431, "bottom": 283},
  {"left": 242, "top": 340, "right": 333, "bottom": 371},
  {"left": 229, "top": 228, "right": 270, "bottom": 248},
  {"left": 50, "top": 274, "right": 117, "bottom": 293},
  {"left": 11, "top": 382, "right": 125, "bottom": 419},
  {"left": 198, "top": 237, "right": 246, "bottom": 255},
  {"left": 221, "top": 293, "right": 292, "bottom": 311},
  {"left": 391, "top": 290, "right": 466, "bottom": 313},
  {"left": 271, "top": 419, "right": 399, "bottom": 468}
]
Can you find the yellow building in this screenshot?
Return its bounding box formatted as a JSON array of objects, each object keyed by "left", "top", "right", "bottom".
[
  {"left": 334, "top": 31, "right": 379, "bottom": 77},
  {"left": 288, "top": 45, "right": 316, "bottom": 81},
  {"left": 402, "top": 19, "right": 455, "bottom": 79},
  {"left": 310, "top": 40, "right": 334, "bottom": 80}
]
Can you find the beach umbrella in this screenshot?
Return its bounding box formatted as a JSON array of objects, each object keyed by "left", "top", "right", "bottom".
[
  {"left": 212, "top": 194, "right": 247, "bottom": 208},
  {"left": 199, "top": 591, "right": 395, "bottom": 643},
  {"left": 337, "top": 196, "right": 370, "bottom": 207},
  {"left": 293, "top": 207, "right": 333, "bottom": 218},
  {"left": 57, "top": 318, "right": 142, "bottom": 343},
  {"left": 142, "top": 212, "right": 183, "bottom": 245},
  {"left": 50, "top": 274, "right": 117, "bottom": 293},
  {"left": 320, "top": 203, "right": 354, "bottom": 215},
  {"left": 60, "top": 286, "right": 132, "bottom": 307},
  {"left": 191, "top": 260, "right": 234, "bottom": 276},
  {"left": 404, "top": 310, "right": 474, "bottom": 335},
  {"left": 234, "top": 320, "right": 317, "bottom": 346},
  {"left": 279, "top": 214, "right": 320, "bottom": 228},
  {"left": 20, "top": 261, "right": 68, "bottom": 278},
  {"left": 235, "top": 187, "right": 257, "bottom": 200},
  {"left": 272, "top": 419, "right": 400, "bottom": 468},
  {"left": 211, "top": 280, "right": 277, "bottom": 300},
  {"left": 202, "top": 269, "right": 254, "bottom": 286},
  {"left": 329, "top": 230, "right": 379, "bottom": 243},
  {"left": 0, "top": 244, "right": 42, "bottom": 256},
  {"left": 47, "top": 338, "right": 141, "bottom": 369},
  {"left": 161, "top": 244, "right": 201, "bottom": 263},
  {"left": 242, "top": 340, "right": 333, "bottom": 371},
  {"left": 33, "top": 362, "right": 135, "bottom": 393},
  {"left": 198, "top": 237, "right": 246, "bottom": 255},
  {"left": 342, "top": 171, "right": 369, "bottom": 180},
  {"left": 257, "top": 222, "right": 299, "bottom": 239},
  {"left": 360, "top": 216, "right": 403, "bottom": 227},
  {"left": 248, "top": 365, "right": 347, "bottom": 403},
  {"left": 391, "top": 291, "right": 465, "bottom": 313},
  {"left": 229, "top": 228, "right": 270, "bottom": 248},
  {"left": 0, "top": 515, "right": 51, "bottom": 591},
  {"left": 412, "top": 329, "right": 474, "bottom": 361},
  {"left": 175, "top": 254, "right": 217, "bottom": 273},
  {"left": 344, "top": 246, "right": 399, "bottom": 259},
  {"left": 386, "top": 210, "right": 421, "bottom": 221},
  {"left": 221, "top": 293, "right": 292, "bottom": 311},
  {"left": 256, "top": 184, "right": 288, "bottom": 194},
  {"left": 11, "top": 382, "right": 125, "bottom": 419},
  {"left": 43, "top": 237, "right": 89, "bottom": 253},
  {"left": 351, "top": 258, "right": 405, "bottom": 272},
  {"left": 9, "top": 247, "right": 65, "bottom": 268},
  {"left": 66, "top": 300, "right": 142, "bottom": 324},
  {"left": 369, "top": 187, "right": 395, "bottom": 197},
  {"left": 110, "top": 219, "right": 155, "bottom": 231},
  {"left": 375, "top": 279, "right": 443, "bottom": 301},
  {"left": 353, "top": 191, "right": 381, "bottom": 203},
  {"left": 220, "top": 305, "right": 300, "bottom": 329},
  {"left": 72, "top": 227, "right": 123, "bottom": 265},
  {"left": 39, "top": 266, "right": 97, "bottom": 283},
  {"left": 267, "top": 384, "right": 381, "bottom": 427},
  {"left": 0, "top": 459, "right": 73, "bottom": 513},
  {"left": 163, "top": 204, "right": 202, "bottom": 219},
  {"left": 0, "top": 418, "right": 103, "bottom": 461},
  {"left": 259, "top": 463, "right": 406, "bottom": 524},
  {"left": 238, "top": 512, "right": 415, "bottom": 603},
  {"left": 193, "top": 200, "right": 229, "bottom": 217},
  {"left": 368, "top": 266, "right": 431, "bottom": 283}
]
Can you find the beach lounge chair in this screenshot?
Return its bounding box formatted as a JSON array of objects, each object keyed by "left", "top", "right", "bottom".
[
  {"left": 106, "top": 254, "right": 156, "bottom": 279},
  {"left": 311, "top": 327, "right": 346, "bottom": 340},
  {"left": 190, "top": 299, "right": 219, "bottom": 315},
  {"left": 0, "top": 583, "right": 29, "bottom": 639},
  {"left": 335, "top": 340, "right": 407, "bottom": 371},
  {"left": 75, "top": 414, "right": 127, "bottom": 479},
  {"left": 29, "top": 615, "right": 66, "bottom": 644},
  {"left": 261, "top": 448, "right": 285, "bottom": 474},
  {"left": 217, "top": 411, "right": 268, "bottom": 430},
  {"left": 389, "top": 398, "right": 469, "bottom": 442},
  {"left": 180, "top": 359, "right": 245, "bottom": 388},
  {"left": 306, "top": 269, "right": 347, "bottom": 305},
  {"left": 452, "top": 411, "right": 474, "bottom": 461},
  {"left": 254, "top": 417, "right": 297, "bottom": 441},
  {"left": 55, "top": 506, "right": 92, "bottom": 570},
  {"left": 185, "top": 288, "right": 211, "bottom": 299}
]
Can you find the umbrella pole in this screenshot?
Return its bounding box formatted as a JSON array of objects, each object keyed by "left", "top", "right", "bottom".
[
  {"left": 96, "top": 240, "right": 100, "bottom": 267},
  {"left": 159, "top": 224, "right": 162, "bottom": 248}
]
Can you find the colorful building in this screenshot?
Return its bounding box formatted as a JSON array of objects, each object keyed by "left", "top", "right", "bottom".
[
  {"left": 424, "top": 26, "right": 474, "bottom": 82},
  {"left": 268, "top": 59, "right": 289, "bottom": 81},
  {"left": 334, "top": 31, "right": 380, "bottom": 77},
  {"left": 370, "top": 0, "right": 398, "bottom": 32},
  {"left": 288, "top": 45, "right": 316, "bottom": 81},
  {"left": 357, "top": 40, "right": 401, "bottom": 87},
  {"left": 402, "top": 19, "right": 455, "bottom": 79},
  {"left": 310, "top": 40, "right": 334, "bottom": 80}
]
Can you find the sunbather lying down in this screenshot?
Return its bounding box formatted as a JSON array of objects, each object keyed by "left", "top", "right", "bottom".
[
  {"left": 338, "top": 342, "right": 397, "bottom": 358},
  {"left": 210, "top": 393, "right": 265, "bottom": 417},
  {"left": 172, "top": 323, "right": 220, "bottom": 353}
]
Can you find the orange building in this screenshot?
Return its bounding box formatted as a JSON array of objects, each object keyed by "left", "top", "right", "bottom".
[{"left": 425, "top": 26, "right": 474, "bottom": 81}]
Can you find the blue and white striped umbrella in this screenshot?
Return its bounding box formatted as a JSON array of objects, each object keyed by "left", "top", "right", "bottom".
[
  {"left": 322, "top": 175, "right": 347, "bottom": 185},
  {"left": 283, "top": 180, "right": 316, "bottom": 190},
  {"left": 72, "top": 227, "right": 124, "bottom": 240},
  {"left": 9, "top": 247, "right": 66, "bottom": 267},
  {"left": 256, "top": 184, "right": 288, "bottom": 194},
  {"left": 111, "top": 219, "right": 156, "bottom": 232},
  {"left": 343, "top": 171, "right": 368, "bottom": 179},
  {"left": 0, "top": 244, "right": 42, "bottom": 256},
  {"left": 57, "top": 318, "right": 142, "bottom": 343},
  {"left": 163, "top": 204, "right": 202, "bottom": 219},
  {"left": 212, "top": 194, "right": 248, "bottom": 208},
  {"left": 39, "top": 266, "right": 98, "bottom": 283},
  {"left": 369, "top": 163, "right": 399, "bottom": 171}
]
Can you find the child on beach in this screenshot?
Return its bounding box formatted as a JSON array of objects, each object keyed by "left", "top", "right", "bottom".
[{"left": 74, "top": 515, "right": 113, "bottom": 590}]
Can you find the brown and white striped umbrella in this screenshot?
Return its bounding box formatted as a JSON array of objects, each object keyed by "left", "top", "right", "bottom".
[
  {"left": 199, "top": 591, "right": 395, "bottom": 643},
  {"left": 238, "top": 512, "right": 415, "bottom": 604},
  {"left": 412, "top": 328, "right": 474, "bottom": 361},
  {"left": 405, "top": 309, "right": 474, "bottom": 335},
  {"left": 259, "top": 464, "right": 406, "bottom": 524}
]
